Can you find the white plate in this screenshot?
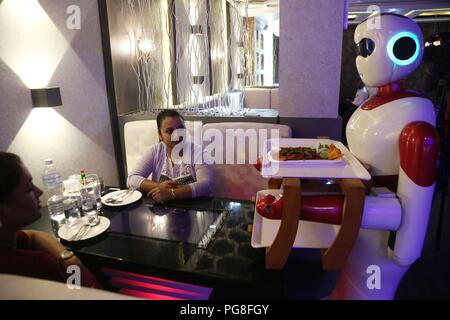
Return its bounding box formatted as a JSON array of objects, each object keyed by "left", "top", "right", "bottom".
[
  {"left": 261, "top": 138, "right": 371, "bottom": 180},
  {"left": 101, "top": 190, "right": 142, "bottom": 207},
  {"left": 58, "top": 216, "right": 110, "bottom": 241},
  {"left": 251, "top": 190, "right": 340, "bottom": 249},
  {"left": 267, "top": 148, "right": 345, "bottom": 166}
]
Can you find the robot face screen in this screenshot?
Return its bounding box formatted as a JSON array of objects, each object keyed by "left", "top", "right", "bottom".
[
  {"left": 387, "top": 32, "right": 420, "bottom": 66},
  {"left": 356, "top": 38, "right": 376, "bottom": 58},
  {"left": 354, "top": 14, "right": 424, "bottom": 87}
]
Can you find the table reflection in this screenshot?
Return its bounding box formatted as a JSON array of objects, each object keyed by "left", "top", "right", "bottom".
[{"left": 109, "top": 204, "right": 227, "bottom": 248}]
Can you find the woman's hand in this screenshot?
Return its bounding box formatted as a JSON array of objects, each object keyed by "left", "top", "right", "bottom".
[
  {"left": 149, "top": 180, "right": 178, "bottom": 203},
  {"left": 60, "top": 255, "right": 101, "bottom": 288},
  {"left": 149, "top": 187, "right": 175, "bottom": 203},
  {"left": 24, "top": 230, "right": 100, "bottom": 288},
  {"left": 159, "top": 180, "right": 179, "bottom": 190}
]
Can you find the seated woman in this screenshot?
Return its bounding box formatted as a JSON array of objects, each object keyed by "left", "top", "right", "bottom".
[
  {"left": 127, "top": 110, "right": 213, "bottom": 203},
  {"left": 0, "top": 152, "right": 98, "bottom": 288}
]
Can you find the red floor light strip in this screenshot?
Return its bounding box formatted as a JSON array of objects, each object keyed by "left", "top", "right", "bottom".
[
  {"left": 119, "top": 288, "right": 184, "bottom": 300},
  {"left": 110, "top": 277, "right": 206, "bottom": 299},
  {"left": 102, "top": 268, "right": 212, "bottom": 300}
]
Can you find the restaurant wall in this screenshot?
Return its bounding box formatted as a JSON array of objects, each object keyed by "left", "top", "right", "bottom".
[
  {"left": 279, "top": 0, "right": 345, "bottom": 119},
  {"left": 0, "top": 0, "right": 119, "bottom": 202}
]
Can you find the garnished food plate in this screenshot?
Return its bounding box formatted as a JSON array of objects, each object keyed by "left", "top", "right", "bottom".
[
  {"left": 261, "top": 138, "right": 371, "bottom": 180},
  {"left": 268, "top": 142, "right": 345, "bottom": 166}
]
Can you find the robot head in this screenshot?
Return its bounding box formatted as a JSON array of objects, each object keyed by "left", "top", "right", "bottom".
[{"left": 355, "top": 13, "right": 424, "bottom": 87}]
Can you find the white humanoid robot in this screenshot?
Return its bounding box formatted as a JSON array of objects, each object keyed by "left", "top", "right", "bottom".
[{"left": 331, "top": 13, "right": 440, "bottom": 299}]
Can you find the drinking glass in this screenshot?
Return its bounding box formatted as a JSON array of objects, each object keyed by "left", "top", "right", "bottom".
[
  {"left": 97, "top": 176, "right": 105, "bottom": 195},
  {"left": 62, "top": 177, "right": 82, "bottom": 224},
  {"left": 63, "top": 196, "right": 80, "bottom": 223},
  {"left": 80, "top": 174, "right": 102, "bottom": 221}
]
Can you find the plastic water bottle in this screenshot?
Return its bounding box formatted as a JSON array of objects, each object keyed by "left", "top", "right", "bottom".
[
  {"left": 42, "top": 159, "right": 65, "bottom": 235},
  {"left": 42, "top": 159, "right": 63, "bottom": 192}
]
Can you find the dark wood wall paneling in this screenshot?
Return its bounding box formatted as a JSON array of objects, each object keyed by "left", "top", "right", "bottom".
[{"left": 98, "top": 0, "right": 127, "bottom": 187}]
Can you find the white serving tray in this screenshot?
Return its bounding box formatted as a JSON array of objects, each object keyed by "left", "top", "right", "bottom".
[
  {"left": 251, "top": 190, "right": 340, "bottom": 249},
  {"left": 261, "top": 138, "right": 371, "bottom": 180}
]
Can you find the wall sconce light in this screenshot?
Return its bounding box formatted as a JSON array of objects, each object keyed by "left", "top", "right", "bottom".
[
  {"left": 193, "top": 76, "right": 205, "bottom": 84},
  {"left": 211, "top": 50, "right": 225, "bottom": 61},
  {"left": 31, "top": 87, "right": 62, "bottom": 108},
  {"left": 191, "top": 25, "right": 203, "bottom": 35},
  {"left": 137, "top": 38, "right": 154, "bottom": 54}
]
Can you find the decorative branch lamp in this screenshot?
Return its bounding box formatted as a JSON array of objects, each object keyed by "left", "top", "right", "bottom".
[{"left": 30, "top": 87, "right": 62, "bottom": 108}]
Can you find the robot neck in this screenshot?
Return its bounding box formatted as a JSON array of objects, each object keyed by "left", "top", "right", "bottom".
[
  {"left": 377, "top": 81, "right": 404, "bottom": 96},
  {"left": 361, "top": 81, "right": 423, "bottom": 111}
]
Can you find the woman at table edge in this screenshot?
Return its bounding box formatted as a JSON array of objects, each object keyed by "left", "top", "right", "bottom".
[
  {"left": 127, "top": 110, "right": 213, "bottom": 203},
  {"left": 0, "top": 152, "right": 99, "bottom": 288}
]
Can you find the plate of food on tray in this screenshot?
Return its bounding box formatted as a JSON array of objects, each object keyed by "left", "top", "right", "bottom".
[{"left": 268, "top": 142, "right": 345, "bottom": 166}]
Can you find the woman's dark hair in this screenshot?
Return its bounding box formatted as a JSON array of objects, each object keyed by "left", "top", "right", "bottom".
[
  {"left": 0, "top": 152, "right": 23, "bottom": 203},
  {"left": 156, "top": 110, "right": 185, "bottom": 133}
]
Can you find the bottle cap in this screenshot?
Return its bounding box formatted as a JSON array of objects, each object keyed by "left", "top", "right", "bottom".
[{"left": 44, "top": 159, "right": 53, "bottom": 165}]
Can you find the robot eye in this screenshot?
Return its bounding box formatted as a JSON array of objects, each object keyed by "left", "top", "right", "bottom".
[
  {"left": 356, "top": 38, "right": 375, "bottom": 58},
  {"left": 387, "top": 32, "right": 421, "bottom": 66},
  {"left": 393, "top": 36, "right": 417, "bottom": 61}
]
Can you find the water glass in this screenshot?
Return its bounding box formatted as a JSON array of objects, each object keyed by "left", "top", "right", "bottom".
[
  {"left": 80, "top": 174, "right": 102, "bottom": 219},
  {"left": 63, "top": 177, "right": 83, "bottom": 218},
  {"left": 63, "top": 196, "right": 80, "bottom": 223},
  {"left": 48, "top": 195, "right": 66, "bottom": 237},
  {"left": 98, "top": 176, "right": 105, "bottom": 195},
  {"left": 49, "top": 214, "right": 65, "bottom": 237}
]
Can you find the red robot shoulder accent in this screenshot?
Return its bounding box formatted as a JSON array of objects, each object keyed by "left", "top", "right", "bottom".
[
  {"left": 361, "top": 90, "right": 425, "bottom": 111},
  {"left": 399, "top": 122, "right": 440, "bottom": 187}
]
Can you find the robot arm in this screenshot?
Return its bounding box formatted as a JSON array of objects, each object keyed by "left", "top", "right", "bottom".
[{"left": 393, "top": 121, "right": 440, "bottom": 266}]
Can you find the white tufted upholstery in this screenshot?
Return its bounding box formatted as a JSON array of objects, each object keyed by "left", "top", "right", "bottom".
[
  {"left": 270, "top": 88, "right": 279, "bottom": 109},
  {"left": 244, "top": 88, "right": 271, "bottom": 109},
  {"left": 244, "top": 88, "right": 279, "bottom": 109},
  {"left": 124, "top": 120, "right": 202, "bottom": 175},
  {"left": 124, "top": 120, "right": 291, "bottom": 200},
  {"left": 202, "top": 122, "right": 292, "bottom": 200}
]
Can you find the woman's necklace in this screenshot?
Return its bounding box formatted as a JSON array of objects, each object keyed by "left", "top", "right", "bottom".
[{"left": 166, "top": 150, "right": 174, "bottom": 168}]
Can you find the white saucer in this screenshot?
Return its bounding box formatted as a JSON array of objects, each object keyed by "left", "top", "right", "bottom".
[
  {"left": 58, "top": 216, "right": 110, "bottom": 241},
  {"left": 101, "top": 190, "right": 142, "bottom": 207}
]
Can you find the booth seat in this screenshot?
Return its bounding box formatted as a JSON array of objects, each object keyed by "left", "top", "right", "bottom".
[
  {"left": 244, "top": 87, "right": 279, "bottom": 109},
  {"left": 124, "top": 120, "right": 202, "bottom": 176},
  {"left": 270, "top": 88, "right": 279, "bottom": 109},
  {"left": 201, "top": 122, "right": 291, "bottom": 200},
  {"left": 0, "top": 274, "right": 139, "bottom": 300},
  {"left": 124, "top": 120, "right": 292, "bottom": 200}
]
